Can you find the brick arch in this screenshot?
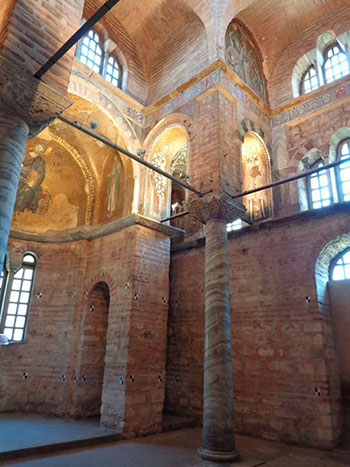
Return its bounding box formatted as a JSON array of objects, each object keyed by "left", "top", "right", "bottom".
[
  {"left": 315, "top": 233, "right": 350, "bottom": 314},
  {"left": 144, "top": 113, "right": 193, "bottom": 153},
  {"left": 329, "top": 128, "right": 350, "bottom": 162},
  {"left": 238, "top": 119, "right": 266, "bottom": 144},
  {"left": 84, "top": 272, "right": 117, "bottom": 299}
]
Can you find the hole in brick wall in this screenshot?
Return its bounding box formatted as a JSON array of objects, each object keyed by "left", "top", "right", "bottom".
[
  {"left": 89, "top": 305, "right": 95, "bottom": 312},
  {"left": 315, "top": 387, "right": 322, "bottom": 396},
  {"left": 176, "top": 300, "right": 181, "bottom": 306},
  {"left": 82, "top": 374, "right": 87, "bottom": 382},
  {"left": 37, "top": 292, "right": 42, "bottom": 299},
  {"left": 71, "top": 291, "right": 76, "bottom": 298},
  {"left": 84, "top": 291, "right": 89, "bottom": 299},
  {"left": 162, "top": 297, "right": 166, "bottom": 304},
  {"left": 158, "top": 375, "right": 163, "bottom": 382},
  {"left": 134, "top": 293, "right": 139, "bottom": 300},
  {"left": 306, "top": 296, "right": 311, "bottom": 303},
  {"left": 130, "top": 374, "right": 134, "bottom": 383},
  {"left": 120, "top": 377, "right": 124, "bottom": 385},
  {"left": 61, "top": 375, "right": 66, "bottom": 382},
  {"left": 74, "top": 376, "right": 79, "bottom": 384},
  {"left": 125, "top": 283, "right": 130, "bottom": 290},
  {"left": 22, "top": 372, "right": 28, "bottom": 379}
]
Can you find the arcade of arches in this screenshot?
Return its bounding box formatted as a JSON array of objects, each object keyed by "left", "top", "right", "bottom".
[{"left": 1, "top": 0, "right": 350, "bottom": 462}]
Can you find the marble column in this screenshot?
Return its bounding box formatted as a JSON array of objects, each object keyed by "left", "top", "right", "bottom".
[
  {"left": 189, "top": 193, "right": 246, "bottom": 462},
  {"left": 0, "top": 116, "right": 29, "bottom": 268}
]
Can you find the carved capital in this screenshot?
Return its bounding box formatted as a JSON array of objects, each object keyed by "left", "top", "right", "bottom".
[
  {"left": 188, "top": 191, "right": 246, "bottom": 224},
  {"left": 0, "top": 56, "right": 71, "bottom": 137}
]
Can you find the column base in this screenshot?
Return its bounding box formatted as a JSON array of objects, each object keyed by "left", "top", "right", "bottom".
[{"left": 198, "top": 447, "right": 240, "bottom": 463}]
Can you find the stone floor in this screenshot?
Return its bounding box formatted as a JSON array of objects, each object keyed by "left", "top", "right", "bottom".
[{"left": 1, "top": 416, "right": 350, "bottom": 467}]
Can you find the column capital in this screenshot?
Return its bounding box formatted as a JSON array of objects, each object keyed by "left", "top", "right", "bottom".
[
  {"left": 0, "top": 56, "right": 71, "bottom": 137},
  {"left": 188, "top": 191, "right": 246, "bottom": 224}
]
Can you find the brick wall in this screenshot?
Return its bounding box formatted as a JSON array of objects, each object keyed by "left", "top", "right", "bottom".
[
  {"left": 0, "top": 223, "right": 170, "bottom": 439},
  {"left": 166, "top": 207, "right": 350, "bottom": 448},
  {"left": 0, "top": 0, "right": 85, "bottom": 93},
  {"left": 148, "top": 19, "right": 208, "bottom": 104}
]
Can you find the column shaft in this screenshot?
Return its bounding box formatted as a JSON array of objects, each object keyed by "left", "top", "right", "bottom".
[
  {"left": 0, "top": 116, "right": 29, "bottom": 267},
  {"left": 199, "top": 219, "right": 239, "bottom": 462}
]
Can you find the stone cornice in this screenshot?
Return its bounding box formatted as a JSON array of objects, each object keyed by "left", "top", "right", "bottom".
[
  {"left": 9, "top": 214, "right": 183, "bottom": 244},
  {"left": 0, "top": 56, "right": 71, "bottom": 137}
]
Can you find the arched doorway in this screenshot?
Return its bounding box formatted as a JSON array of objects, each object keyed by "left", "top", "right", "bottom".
[{"left": 74, "top": 282, "right": 110, "bottom": 418}]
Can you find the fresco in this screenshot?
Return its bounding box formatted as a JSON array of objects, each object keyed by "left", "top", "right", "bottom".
[
  {"left": 146, "top": 127, "right": 187, "bottom": 220},
  {"left": 241, "top": 133, "right": 272, "bottom": 220},
  {"left": 12, "top": 136, "right": 86, "bottom": 233},
  {"left": 226, "top": 21, "right": 266, "bottom": 101},
  {"left": 107, "top": 158, "right": 122, "bottom": 217}
]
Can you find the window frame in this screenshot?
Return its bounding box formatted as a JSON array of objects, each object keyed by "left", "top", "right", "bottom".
[
  {"left": 300, "top": 65, "right": 320, "bottom": 95},
  {"left": 103, "top": 54, "right": 123, "bottom": 89},
  {"left": 75, "top": 29, "right": 104, "bottom": 75},
  {"left": 330, "top": 247, "right": 350, "bottom": 281},
  {"left": 0, "top": 252, "right": 37, "bottom": 344},
  {"left": 336, "top": 138, "right": 350, "bottom": 202},
  {"left": 307, "top": 159, "right": 334, "bottom": 210},
  {"left": 322, "top": 43, "right": 350, "bottom": 85}
]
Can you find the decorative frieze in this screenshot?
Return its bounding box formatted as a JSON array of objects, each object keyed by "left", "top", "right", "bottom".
[{"left": 188, "top": 191, "right": 246, "bottom": 224}]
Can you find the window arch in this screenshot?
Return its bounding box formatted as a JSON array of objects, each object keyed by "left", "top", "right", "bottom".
[
  {"left": 104, "top": 55, "right": 122, "bottom": 88},
  {"left": 336, "top": 139, "right": 350, "bottom": 202},
  {"left": 300, "top": 65, "right": 320, "bottom": 94},
  {"left": 323, "top": 44, "right": 350, "bottom": 84},
  {"left": 76, "top": 29, "right": 123, "bottom": 89},
  {"left": 0, "top": 253, "right": 37, "bottom": 343},
  {"left": 307, "top": 159, "right": 333, "bottom": 209},
  {"left": 331, "top": 248, "right": 350, "bottom": 281},
  {"left": 76, "top": 30, "right": 103, "bottom": 73}
]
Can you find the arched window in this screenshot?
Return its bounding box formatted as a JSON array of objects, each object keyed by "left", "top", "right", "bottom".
[
  {"left": 331, "top": 248, "right": 350, "bottom": 281},
  {"left": 76, "top": 30, "right": 103, "bottom": 73},
  {"left": 300, "top": 65, "right": 320, "bottom": 94},
  {"left": 323, "top": 45, "right": 350, "bottom": 84},
  {"left": 336, "top": 139, "right": 350, "bottom": 201},
  {"left": 308, "top": 160, "right": 333, "bottom": 209},
  {"left": 104, "top": 55, "right": 122, "bottom": 88},
  {"left": 0, "top": 253, "right": 37, "bottom": 343}
]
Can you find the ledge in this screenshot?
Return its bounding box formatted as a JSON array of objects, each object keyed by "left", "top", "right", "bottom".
[
  {"left": 9, "top": 214, "right": 183, "bottom": 244},
  {"left": 171, "top": 202, "right": 350, "bottom": 253}
]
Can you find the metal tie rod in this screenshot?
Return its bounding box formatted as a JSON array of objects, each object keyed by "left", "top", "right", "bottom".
[
  {"left": 34, "top": 0, "right": 121, "bottom": 79},
  {"left": 57, "top": 115, "right": 203, "bottom": 196},
  {"left": 226, "top": 157, "right": 350, "bottom": 200}
]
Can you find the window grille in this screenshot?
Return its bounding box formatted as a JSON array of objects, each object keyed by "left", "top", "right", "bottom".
[
  {"left": 300, "top": 66, "right": 320, "bottom": 94},
  {"left": 104, "top": 55, "right": 122, "bottom": 88},
  {"left": 308, "top": 161, "right": 333, "bottom": 209},
  {"left": 331, "top": 249, "right": 350, "bottom": 281},
  {"left": 77, "top": 30, "right": 103, "bottom": 73},
  {"left": 0, "top": 253, "right": 36, "bottom": 343},
  {"left": 323, "top": 45, "right": 350, "bottom": 84},
  {"left": 337, "top": 139, "right": 350, "bottom": 201}
]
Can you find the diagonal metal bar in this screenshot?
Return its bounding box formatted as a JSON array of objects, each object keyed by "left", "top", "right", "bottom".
[
  {"left": 34, "top": 0, "right": 120, "bottom": 79},
  {"left": 225, "top": 157, "right": 350, "bottom": 200},
  {"left": 56, "top": 115, "right": 203, "bottom": 196}
]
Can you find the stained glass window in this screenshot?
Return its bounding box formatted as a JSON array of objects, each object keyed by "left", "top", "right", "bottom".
[
  {"left": 301, "top": 66, "right": 320, "bottom": 94},
  {"left": 77, "top": 30, "right": 103, "bottom": 73},
  {"left": 308, "top": 161, "right": 333, "bottom": 209},
  {"left": 1, "top": 253, "right": 36, "bottom": 343},
  {"left": 337, "top": 139, "right": 350, "bottom": 202},
  {"left": 104, "top": 55, "right": 122, "bottom": 88},
  {"left": 331, "top": 249, "right": 350, "bottom": 281},
  {"left": 323, "top": 45, "right": 350, "bottom": 84}
]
